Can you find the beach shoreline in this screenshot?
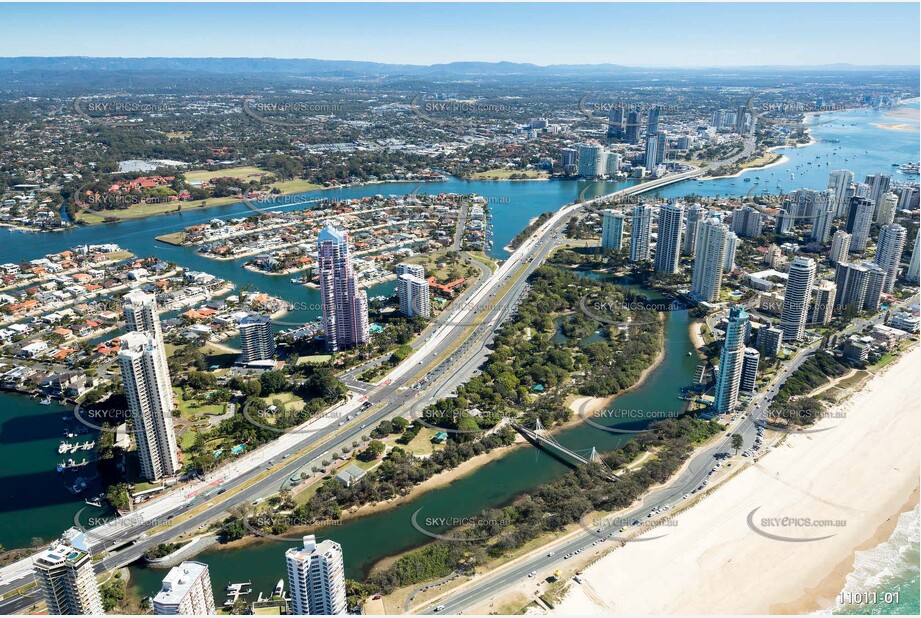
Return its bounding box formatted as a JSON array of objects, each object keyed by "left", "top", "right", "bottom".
[{"left": 552, "top": 343, "right": 920, "bottom": 615}]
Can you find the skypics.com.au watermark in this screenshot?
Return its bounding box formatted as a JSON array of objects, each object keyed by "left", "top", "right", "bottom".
[
  {"left": 576, "top": 97, "right": 682, "bottom": 129},
  {"left": 242, "top": 511, "right": 342, "bottom": 542},
  {"left": 578, "top": 507, "right": 677, "bottom": 543},
  {"left": 408, "top": 404, "right": 517, "bottom": 435},
  {"left": 757, "top": 407, "right": 846, "bottom": 435},
  {"left": 746, "top": 90, "right": 849, "bottom": 129},
  {"left": 411, "top": 95, "right": 525, "bottom": 127},
  {"left": 242, "top": 96, "right": 345, "bottom": 128},
  {"left": 410, "top": 508, "right": 512, "bottom": 542},
  {"left": 746, "top": 506, "right": 847, "bottom": 542},
  {"left": 73, "top": 94, "right": 175, "bottom": 127},
  {"left": 578, "top": 292, "right": 681, "bottom": 328},
  {"left": 579, "top": 407, "right": 683, "bottom": 435},
  {"left": 72, "top": 402, "right": 130, "bottom": 433}
]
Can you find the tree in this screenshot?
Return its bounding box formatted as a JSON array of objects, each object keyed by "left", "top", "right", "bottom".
[
  {"left": 240, "top": 380, "right": 262, "bottom": 398},
  {"left": 259, "top": 370, "right": 287, "bottom": 394},
  {"left": 731, "top": 433, "right": 744, "bottom": 453},
  {"left": 359, "top": 440, "right": 386, "bottom": 461}
]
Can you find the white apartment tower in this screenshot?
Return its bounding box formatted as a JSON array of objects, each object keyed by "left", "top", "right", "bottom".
[
  {"left": 874, "top": 224, "right": 906, "bottom": 293},
  {"left": 601, "top": 209, "right": 625, "bottom": 251},
  {"left": 908, "top": 227, "right": 920, "bottom": 284},
  {"left": 238, "top": 314, "right": 275, "bottom": 364},
  {"left": 123, "top": 289, "right": 164, "bottom": 338},
  {"left": 33, "top": 543, "right": 104, "bottom": 616},
  {"left": 810, "top": 281, "right": 837, "bottom": 326},
  {"left": 286, "top": 535, "right": 347, "bottom": 616},
  {"left": 395, "top": 262, "right": 426, "bottom": 279},
  {"left": 123, "top": 289, "right": 170, "bottom": 377},
  {"left": 398, "top": 273, "right": 431, "bottom": 318},
  {"left": 629, "top": 204, "right": 653, "bottom": 262},
  {"left": 780, "top": 257, "right": 816, "bottom": 341},
  {"left": 829, "top": 230, "right": 851, "bottom": 265},
  {"left": 691, "top": 218, "right": 730, "bottom": 303},
  {"left": 153, "top": 561, "right": 216, "bottom": 615},
  {"left": 118, "top": 331, "right": 179, "bottom": 481},
  {"left": 847, "top": 196, "right": 874, "bottom": 253},
  {"left": 827, "top": 169, "right": 854, "bottom": 216},
  {"left": 877, "top": 192, "right": 898, "bottom": 225},
  {"left": 653, "top": 202, "right": 684, "bottom": 274},
  {"left": 714, "top": 306, "right": 749, "bottom": 413},
  {"left": 723, "top": 231, "right": 739, "bottom": 272},
  {"left": 682, "top": 203, "right": 706, "bottom": 256},
  {"left": 577, "top": 143, "right": 605, "bottom": 177}
]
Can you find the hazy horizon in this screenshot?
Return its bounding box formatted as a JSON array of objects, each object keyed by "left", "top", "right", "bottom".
[{"left": 0, "top": 2, "right": 918, "bottom": 67}]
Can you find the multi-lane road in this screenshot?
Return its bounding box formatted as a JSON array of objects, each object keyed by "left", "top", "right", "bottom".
[
  {"left": 0, "top": 168, "right": 700, "bottom": 614},
  {"left": 416, "top": 293, "right": 920, "bottom": 615}
]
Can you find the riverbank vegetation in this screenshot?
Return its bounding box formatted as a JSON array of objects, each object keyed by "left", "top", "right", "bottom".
[
  {"left": 218, "top": 263, "right": 672, "bottom": 575},
  {"left": 365, "top": 415, "right": 723, "bottom": 595},
  {"left": 508, "top": 212, "right": 553, "bottom": 250}
]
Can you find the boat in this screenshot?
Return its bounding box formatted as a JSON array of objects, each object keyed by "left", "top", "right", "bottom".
[
  {"left": 226, "top": 582, "right": 252, "bottom": 593},
  {"left": 58, "top": 441, "right": 69, "bottom": 454},
  {"left": 273, "top": 580, "right": 284, "bottom": 597},
  {"left": 743, "top": 178, "right": 751, "bottom": 183},
  {"left": 39, "top": 397, "right": 51, "bottom": 405}
]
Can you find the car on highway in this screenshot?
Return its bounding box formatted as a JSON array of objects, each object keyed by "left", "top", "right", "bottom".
[
  {"left": 528, "top": 571, "right": 537, "bottom": 578},
  {"left": 547, "top": 552, "right": 555, "bottom": 557},
  {"left": 433, "top": 605, "right": 445, "bottom": 612}
]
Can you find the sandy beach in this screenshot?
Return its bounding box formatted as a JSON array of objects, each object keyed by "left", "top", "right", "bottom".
[
  {"left": 553, "top": 344, "right": 920, "bottom": 615},
  {"left": 872, "top": 122, "right": 918, "bottom": 132}
]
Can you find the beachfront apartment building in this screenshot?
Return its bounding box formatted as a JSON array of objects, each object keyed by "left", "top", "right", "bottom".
[
  {"left": 780, "top": 257, "right": 816, "bottom": 341},
  {"left": 153, "top": 561, "right": 216, "bottom": 615},
  {"left": 317, "top": 225, "right": 369, "bottom": 351},
  {"left": 33, "top": 543, "right": 104, "bottom": 615},
  {"left": 682, "top": 203, "right": 706, "bottom": 256},
  {"left": 629, "top": 204, "right": 653, "bottom": 263},
  {"left": 286, "top": 535, "right": 347, "bottom": 615},
  {"left": 875, "top": 224, "right": 907, "bottom": 293},
  {"left": 238, "top": 313, "right": 275, "bottom": 364},
  {"left": 601, "top": 209, "right": 625, "bottom": 251},
  {"left": 398, "top": 273, "right": 431, "bottom": 318},
  {"left": 653, "top": 202, "right": 683, "bottom": 275},
  {"left": 691, "top": 218, "right": 731, "bottom": 303},
  {"left": 118, "top": 331, "right": 179, "bottom": 481},
  {"left": 714, "top": 305, "right": 749, "bottom": 413}
]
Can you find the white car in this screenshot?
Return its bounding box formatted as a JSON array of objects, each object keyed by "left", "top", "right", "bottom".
[{"left": 528, "top": 571, "right": 537, "bottom": 578}]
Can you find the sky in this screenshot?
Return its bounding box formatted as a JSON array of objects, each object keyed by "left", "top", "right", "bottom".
[{"left": 0, "top": 2, "right": 918, "bottom": 67}]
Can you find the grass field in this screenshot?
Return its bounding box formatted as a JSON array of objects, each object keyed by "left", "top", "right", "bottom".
[
  {"left": 296, "top": 354, "right": 333, "bottom": 366},
  {"left": 183, "top": 166, "right": 270, "bottom": 183},
  {"left": 470, "top": 168, "right": 549, "bottom": 180},
  {"left": 738, "top": 151, "right": 783, "bottom": 170},
  {"left": 173, "top": 387, "right": 228, "bottom": 421},
  {"left": 269, "top": 178, "right": 323, "bottom": 194},
  {"left": 77, "top": 168, "right": 326, "bottom": 225},
  {"left": 76, "top": 195, "right": 242, "bottom": 224}
]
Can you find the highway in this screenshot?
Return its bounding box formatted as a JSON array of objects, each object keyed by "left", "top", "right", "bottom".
[
  {"left": 0, "top": 166, "right": 701, "bottom": 614},
  {"left": 416, "top": 293, "right": 919, "bottom": 615}
]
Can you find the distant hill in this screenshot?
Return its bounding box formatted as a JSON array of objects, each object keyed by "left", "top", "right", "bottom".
[{"left": 0, "top": 56, "right": 916, "bottom": 78}]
